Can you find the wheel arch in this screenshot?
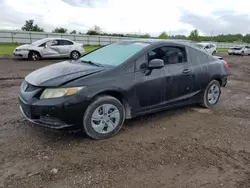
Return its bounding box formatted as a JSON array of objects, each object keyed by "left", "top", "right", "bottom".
[
  {"left": 28, "top": 50, "right": 41, "bottom": 57},
  {"left": 210, "top": 76, "right": 222, "bottom": 86},
  {"left": 91, "top": 90, "right": 132, "bottom": 119}
]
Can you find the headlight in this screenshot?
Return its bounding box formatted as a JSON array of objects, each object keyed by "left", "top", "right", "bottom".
[
  {"left": 16, "top": 49, "right": 28, "bottom": 51},
  {"left": 40, "top": 87, "right": 85, "bottom": 99}
]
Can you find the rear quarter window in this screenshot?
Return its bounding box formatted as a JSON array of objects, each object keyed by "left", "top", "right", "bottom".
[{"left": 188, "top": 47, "right": 210, "bottom": 65}]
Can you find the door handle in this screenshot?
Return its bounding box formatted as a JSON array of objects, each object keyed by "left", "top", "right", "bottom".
[{"left": 182, "top": 69, "right": 190, "bottom": 75}]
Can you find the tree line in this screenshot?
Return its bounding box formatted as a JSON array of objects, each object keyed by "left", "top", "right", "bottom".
[{"left": 21, "top": 20, "right": 250, "bottom": 43}]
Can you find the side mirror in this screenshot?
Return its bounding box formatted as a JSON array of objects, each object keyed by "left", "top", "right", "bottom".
[
  {"left": 44, "top": 44, "right": 48, "bottom": 48},
  {"left": 148, "top": 59, "right": 164, "bottom": 69}
]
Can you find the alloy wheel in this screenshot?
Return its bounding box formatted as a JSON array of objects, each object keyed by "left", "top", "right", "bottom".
[
  {"left": 72, "top": 51, "right": 79, "bottom": 59},
  {"left": 207, "top": 84, "right": 220, "bottom": 104},
  {"left": 31, "top": 52, "right": 39, "bottom": 60}
]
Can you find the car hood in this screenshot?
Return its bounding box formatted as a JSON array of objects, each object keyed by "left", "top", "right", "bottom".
[
  {"left": 16, "top": 44, "right": 32, "bottom": 50},
  {"left": 25, "top": 61, "right": 106, "bottom": 87}
]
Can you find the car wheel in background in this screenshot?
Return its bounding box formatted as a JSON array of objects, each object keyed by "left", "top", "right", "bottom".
[
  {"left": 28, "top": 51, "right": 41, "bottom": 61},
  {"left": 83, "top": 95, "right": 125, "bottom": 140},
  {"left": 201, "top": 80, "right": 221, "bottom": 108},
  {"left": 212, "top": 51, "right": 216, "bottom": 55},
  {"left": 241, "top": 51, "right": 244, "bottom": 56},
  {"left": 70, "top": 51, "right": 81, "bottom": 60},
  {"left": 228, "top": 53, "right": 232, "bottom": 55}
]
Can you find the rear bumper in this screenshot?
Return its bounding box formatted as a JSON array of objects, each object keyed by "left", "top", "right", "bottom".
[{"left": 221, "top": 72, "right": 230, "bottom": 87}]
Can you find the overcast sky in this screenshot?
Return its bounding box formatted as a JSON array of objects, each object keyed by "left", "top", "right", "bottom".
[{"left": 1, "top": 0, "right": 250, "bottom": 36}]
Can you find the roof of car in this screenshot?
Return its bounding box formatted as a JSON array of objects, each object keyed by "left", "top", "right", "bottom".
[
  {"left": 44, "top": 37, "right": 73, "bottom": 41},
  {"left": 117, "top": 39, "right": 193, "bottom": 47},
  {"left": 197, "top": 42, "right": 216, "bottom": 45}
]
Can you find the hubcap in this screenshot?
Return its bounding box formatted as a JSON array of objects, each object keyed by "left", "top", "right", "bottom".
[
  {"left": 72, "top": 52, "right": 79, "bottom": 59},
  {"left": 32, "top": 53, "right": 39, "bottom": 60},
  {"left": 91, "top": 104, "right": 120, "bottom": 134},
  {"left": 207, "top": 84, "right": 220, "bottom": 104}
]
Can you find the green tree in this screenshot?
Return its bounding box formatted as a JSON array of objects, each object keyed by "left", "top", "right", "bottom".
[
  {"left": 21, "top": 20, "right": 44, "bottom": 32},
  {"left": 70, "top": 30, "right": 77, "bottom": 34},
  {"left": 158, "top": 31, "right": 168, "bottom": 39},
  {"left": 86, "top": 25, "right": 102, "bottom": 35},
  {"left": 188, "top": 29, "right": 200, "bottom": 42},
  {"left": 243, "top": 34, "right": 250, "bottom": 43},
  {"left": 169, "top": 35, "right": 187, "bottom": 40},
  {"left": 140, "top": 33, "right": 151, "bottom": 38},
  {"left": 52, "top": 28, "right": 68, "bottom": 33}
]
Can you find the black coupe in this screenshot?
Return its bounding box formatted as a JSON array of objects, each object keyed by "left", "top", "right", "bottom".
[{"left": 19, "top": 40, "right": 230, "bottom": 139}]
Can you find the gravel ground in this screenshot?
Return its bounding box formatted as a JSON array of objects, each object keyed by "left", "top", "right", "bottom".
[{"left": 0, "top": 54, "right": 250, "bottom": 188}]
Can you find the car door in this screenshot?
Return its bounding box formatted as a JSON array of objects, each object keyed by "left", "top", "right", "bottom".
[
  {"left": 245, "top": 46, "right": 250, "bottom": 54},
  {"left": 161, "top": 46, "right": 193, "bottom": 104},
  {"left": 134, "top": 53, "right": 166, "bottom": 113},
  {"left": 56, "top": 39, "right": 74, "bottom": 56},
  {"left": 40, "top": 40, "right": 60, "bottom": 57},
  {"left": 204, "top": 45, "right": 211, "bottom": 54},
  {"left": 134, "top": 44, "right": 193, "bottom": 113}
]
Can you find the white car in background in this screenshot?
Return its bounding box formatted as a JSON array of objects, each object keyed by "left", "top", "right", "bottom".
[
  {"left": 13, "top": 38, "right": 85, "bottom": 61},
  {"left": 194, "top": 42, "right": 217, "bottom": 55},
  {"left": 228, "top": 45, "right": 250, "bottom": 56}
]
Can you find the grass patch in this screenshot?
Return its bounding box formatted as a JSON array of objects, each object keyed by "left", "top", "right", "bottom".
[
  {"left": 217, "top": 48, "right": 229, "bottom": 52},
  {"left": 0, "top": 43, "right": 100, "bottom": 57},
  {"left": 0, "top": 43, "right": 19, "bottom": 56},
  {"left": 84, "top": 45, "right": 100, "bottom": 53}
]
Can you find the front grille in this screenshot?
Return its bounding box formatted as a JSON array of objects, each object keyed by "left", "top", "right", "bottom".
[
  {"left": 22, "top": 81, "right": 38, "bottom": 92},
  {"left": 26, "top": 82, "right": 38, "bottom": 92}
]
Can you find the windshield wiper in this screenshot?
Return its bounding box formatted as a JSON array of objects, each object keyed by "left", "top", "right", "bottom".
[{"left": 81, "top": 60, "right": 101, "bottom": 67}]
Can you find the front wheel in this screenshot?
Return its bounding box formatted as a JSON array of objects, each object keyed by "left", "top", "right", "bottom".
[
  {"left": 212, "top": 51, "right": 216, "bottom": 55},
  {"left": 201, "top": 80, "right": 221, "bottom": 108},
  {"left": 28, "top": 51, "right": 41, "bottom": 61},
  {"left": 241, "top": 51, "right": 244, "bottom": 56},
  {"left": 83, "top": 95, "right": 125, "bottom": 140}
]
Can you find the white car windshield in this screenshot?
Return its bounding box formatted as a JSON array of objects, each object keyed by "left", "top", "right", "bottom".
[
  {"left": 80, "top": 41, "right": 150, "bottom": 66},
  {"left": 194, "top": 44, "right": 204, "bottom": 49},
  {"left": 31, "top": 39, "right": 48, "bottom": 45}
]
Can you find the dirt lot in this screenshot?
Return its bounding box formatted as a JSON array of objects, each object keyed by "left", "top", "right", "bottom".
[{"left": 0, "top": 54, "right": 250, "bottom": 188}]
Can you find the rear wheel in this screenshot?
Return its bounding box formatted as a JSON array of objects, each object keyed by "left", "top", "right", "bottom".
[
  {"left": 83, "top": 95, "right": 125, "bottom": 140},
  {"left": 70, "top": 51, "right": 80, "bottom": 60},
  {"left": 28, "top": 51, "right": 41, "bottom": 61},
  {"left": 201, "top": 80, "right": 221, "bottom": 108},
  {"left": 212, "top": 51, "right": 216, "bottom": 55},
  {"left": 241, "top": 51, "right": 244, "bottom": 56},
  {"left": 228, "top": 53, "right": 232, "bottom": 55}
]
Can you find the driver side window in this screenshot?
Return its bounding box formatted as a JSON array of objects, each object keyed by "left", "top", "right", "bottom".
[
  {"left": 51, "top": 40, "right": 59, "bottom": 46},
  {"left": 147, "top": 46, "right": 187, "bottom": 65}
]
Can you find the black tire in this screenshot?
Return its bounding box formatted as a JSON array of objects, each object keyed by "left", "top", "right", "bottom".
[
  {"left": 200, "top": 80, "right": 221, "bottom": 108},
  {"left": 28, "top": 51, "right": 41, "bottom": 61},
  {"left": 70, "top": 51, "right": 81, "bottom": 60},
  {"left": 228, "top": 53, "right": 231, "bottom": 55},
  {"left": 212, "top": 51, "right": 216, "bottom": 55},
  {"left": 83, "top": 95, "right": 125, "bottom": 140},
  {"left": 241, "top": 51, "right": 244, "bottom": 56}
]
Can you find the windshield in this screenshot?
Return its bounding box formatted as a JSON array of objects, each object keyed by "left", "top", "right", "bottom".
[
  {"left": 80, "top": 41, "right": 149, "bottom": 66},
  {"left": 194, "top": 44, "right": 204, "bottom": 49},
  {"left": 31, "top": 39, "right": 48, "bottom": 45}
]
